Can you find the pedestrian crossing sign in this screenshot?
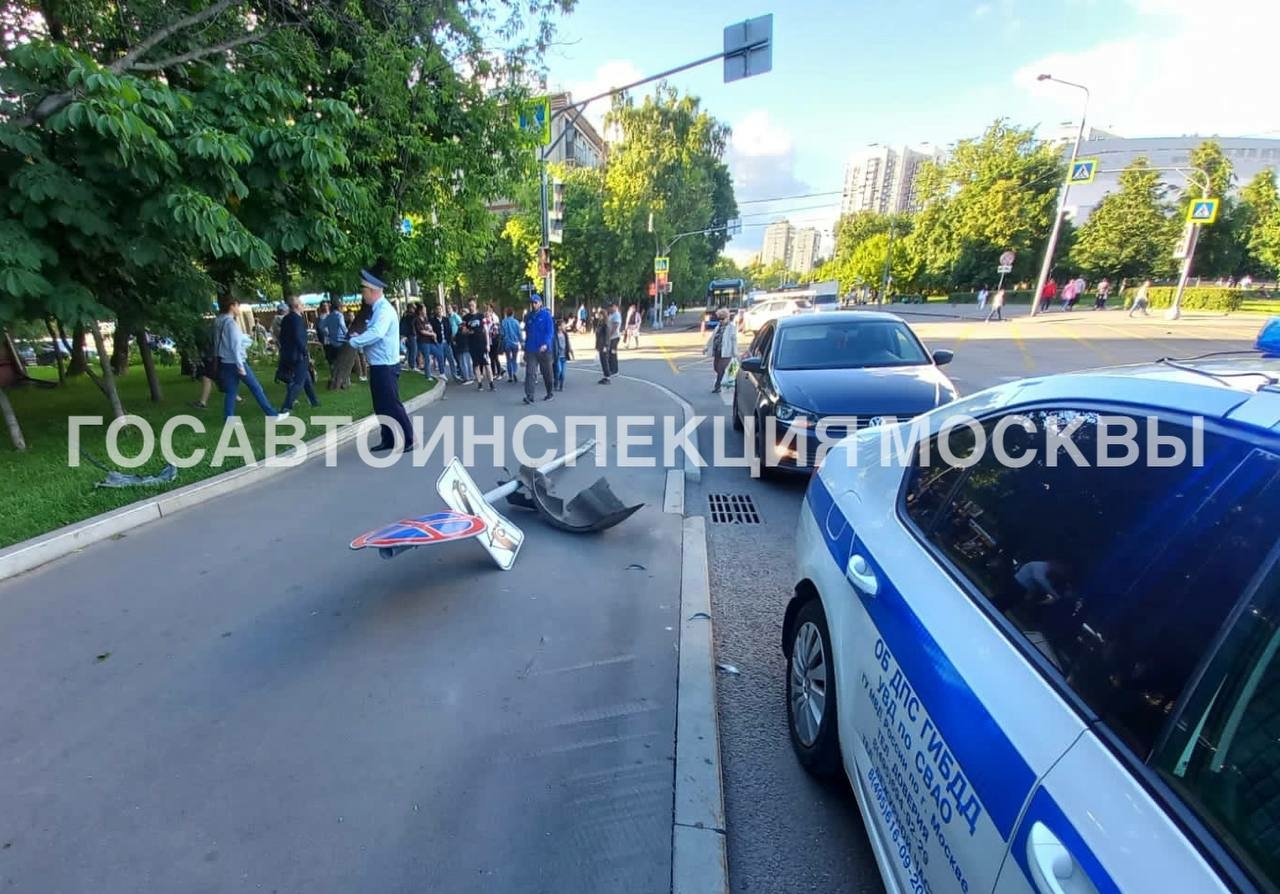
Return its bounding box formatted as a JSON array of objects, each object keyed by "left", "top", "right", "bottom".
[
  {"left": 1187, "top": 198, "right": 1219, "bottom": 224},
  {"left": 518, "top": 96, "right": 551, "bottom": 146},
  {"left": 1069, "top": 158, "right": 1098, "bottom": 184}
]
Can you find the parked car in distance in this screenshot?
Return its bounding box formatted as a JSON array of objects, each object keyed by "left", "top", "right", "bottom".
[
  {"left": 786, "top": 356, "right": 1280, "bottom": 894},
  {"left": 741, "top": 297, "right": 811, "bottom": 333},
  {"left": 732, "top": 312, "right": 957, "bottom": 476}
]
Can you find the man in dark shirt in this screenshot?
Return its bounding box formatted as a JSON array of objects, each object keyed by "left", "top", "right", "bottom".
[
  {"left": 462, "top": 299, "right": 493, "bottom": 391},
  {"left": 278, "top": 294, "right": 320, "bottom": 411}
]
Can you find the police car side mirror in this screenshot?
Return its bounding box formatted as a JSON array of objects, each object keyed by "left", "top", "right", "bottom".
[
  {"left": 739, "top": 356, "right": 764, "bottom": 375},
  {"left": 932, "top": 349, "right": 954, "bottom": 366}
]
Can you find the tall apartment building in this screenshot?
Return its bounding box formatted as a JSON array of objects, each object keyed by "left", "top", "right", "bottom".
[
  {"left": 790, "top": 227, "right": 820, "bottom": 274},
  {"left": 761, "top": 219, "right": 795, "bottom": 267},
  {"left": 841, "top": 145, "right": 939, "bottom": 215}
]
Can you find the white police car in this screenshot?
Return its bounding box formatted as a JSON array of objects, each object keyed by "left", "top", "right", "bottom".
[{"left": 786, "top": 357, "right": 1280, "bottom": 894}]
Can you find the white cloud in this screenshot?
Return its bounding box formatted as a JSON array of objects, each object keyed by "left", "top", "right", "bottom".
[
  {"left": 731, "top": 109, "right": 795, "bottom": 158},
  {"left": 724, "top": 109, "right": 815, "bottom": 253},
  {"left": 973, "top": 3, "right": 993, "bottom": 17},
  {"left": 562, "top": 60, "right": 644, "bottom": 133},
  {"left": 1014, "top": 0, "right": 1279, "bottom": 136}
]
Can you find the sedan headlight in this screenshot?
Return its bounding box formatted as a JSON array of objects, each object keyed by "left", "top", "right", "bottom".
[{"left": 775, "top": 401, "right": 817, "bottom": 427}]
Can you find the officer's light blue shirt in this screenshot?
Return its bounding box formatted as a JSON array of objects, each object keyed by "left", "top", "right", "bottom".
[{"left": 347, "top": 297, "right": 399, "bottom": 365}]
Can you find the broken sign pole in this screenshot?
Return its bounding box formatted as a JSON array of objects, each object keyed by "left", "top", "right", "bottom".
[{"left": 483, "top": 438, "right": 598, "bottom": 503}]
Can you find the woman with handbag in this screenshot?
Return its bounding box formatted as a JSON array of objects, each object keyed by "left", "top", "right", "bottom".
[{"left": 704, "top": 308, "right": 737, "bottom": 394}]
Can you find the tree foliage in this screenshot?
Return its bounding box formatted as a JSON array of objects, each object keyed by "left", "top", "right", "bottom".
[
  {"left": 0, "top": 0, "right": 570, "bottom": 443},
  {"left": 1238, "top": 168, "right": 1280, "bottom": 276},
  {"left": 1069, "top": 158, "right": 1179, "bottom": 281},
  {"left": 908, "top": 121, "right": 1060, "bottom": 288},
  {"left": 462, "top": 83, "right": 738, "bottom": 309}
]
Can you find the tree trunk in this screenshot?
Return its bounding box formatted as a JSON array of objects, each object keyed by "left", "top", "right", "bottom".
[
  {"left": 136, "top": 326, "right": 162, "bottom": 402},
  {"left": 111, "top": 323, "right": 131, "bottom": 375},
  {"left": 44, "top": 318, "right": 65, "bottom": 384},
  {"left": 66, "top": 320, "right": 87, "bottom": 375},
  {"left": 0, "top": 387, "right": 26, "bottom": 451},
  {"left": 89, "top": 323, "right": 125, "bottom": 419},
  {"left": 278, "top": 254, "right": 291, "bottom": 301}
]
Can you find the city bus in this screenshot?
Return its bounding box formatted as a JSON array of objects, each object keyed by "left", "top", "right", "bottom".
[{"left": 704, "top": 278, "right": 747, "bottom": 330}]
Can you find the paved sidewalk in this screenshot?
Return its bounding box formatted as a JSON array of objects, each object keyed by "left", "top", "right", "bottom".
[{"left": 0, "top": 379, "right": 683, "bottom": 894}]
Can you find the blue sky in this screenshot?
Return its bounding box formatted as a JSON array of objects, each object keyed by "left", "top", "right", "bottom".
[{"left": 542, "top": 0, "right": 1274, "bottom": 260}]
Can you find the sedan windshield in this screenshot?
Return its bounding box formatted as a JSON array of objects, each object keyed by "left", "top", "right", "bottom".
[{"left": 774, "top": 320, "right": 930, "bottom": 370}]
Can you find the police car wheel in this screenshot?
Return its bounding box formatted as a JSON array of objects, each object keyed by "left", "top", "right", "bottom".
[
  {"left": 787, "top": 599, "right": 840, "bottom": 777},
  {"left": 732, "top": 393, "right": 744, "bottom": 432}
]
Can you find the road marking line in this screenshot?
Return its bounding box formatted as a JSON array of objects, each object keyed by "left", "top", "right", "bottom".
[
  {"left": 658, "top": 337, "right": 681, "bottom": 375},
  {"left": 1062, "top": 327, "right": 1123, "bottom": 364},
  {"left": 1095, "top": 320, "right": 1185, "bottom": 355},
  {"left": 1007, "top": 321, "right": 1037, "bottom": 372}
]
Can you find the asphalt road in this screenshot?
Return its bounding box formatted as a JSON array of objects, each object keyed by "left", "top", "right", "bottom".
[
  {"left": 2, "top": 308, "right": 1263, "bottom": 894},
  {"left": 0, "top": 378, "right": 682, "bottom": 894},
  {"left": 603, "top": 307, "right": 1264, "bottom": 894}
]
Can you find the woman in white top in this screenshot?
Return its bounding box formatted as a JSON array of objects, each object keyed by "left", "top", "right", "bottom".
[{"left": 705, "top": 308, "right": 738, "bottom": 393}]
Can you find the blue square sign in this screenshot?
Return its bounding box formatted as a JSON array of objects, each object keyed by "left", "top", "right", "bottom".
[
  {"left": 1069, "top": 158, "right": 1098, "bottom": 184},
  {"left": 1187, "top": 198, "right": 1219, "bottom": 224}
]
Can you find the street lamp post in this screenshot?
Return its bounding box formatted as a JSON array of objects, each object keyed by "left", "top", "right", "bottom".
[{"left": 1030, "top": 74, "right": 1090, "bottom": 318}]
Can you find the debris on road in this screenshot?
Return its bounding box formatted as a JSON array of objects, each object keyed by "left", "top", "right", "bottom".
[
  {"left": 82, "top": 453, "right": 177, "bottom": 489},
  {"left": 505, "top": 464, "right": 644, "bottom": 533}
]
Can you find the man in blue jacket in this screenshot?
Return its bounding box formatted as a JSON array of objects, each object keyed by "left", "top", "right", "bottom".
[
  {"left": 278, "top": 294, "right": 320, "bottom": 411},
  {"left": 522, "top": 293, "right": 555, "bottom": 404}
]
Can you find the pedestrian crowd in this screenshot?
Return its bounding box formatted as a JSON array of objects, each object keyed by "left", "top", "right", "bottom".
[
  {"left": 185, "top": 284, "right": 649, "bottom": 430},
  {"left": 973, "top": 274, "right": 1136, "bottom": 322}
]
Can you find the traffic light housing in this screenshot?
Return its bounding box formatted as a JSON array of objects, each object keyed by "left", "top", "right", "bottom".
[{"left": 549, "top": 180, "right": 564, "bottom": 244}]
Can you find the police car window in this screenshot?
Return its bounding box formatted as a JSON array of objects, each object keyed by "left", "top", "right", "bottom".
[
  {"left": 1153, "top": 543, "right": 1280, "bottom": 891},
  {"left": 913, "top": 410, "right": 1275, "bottom": 758}
]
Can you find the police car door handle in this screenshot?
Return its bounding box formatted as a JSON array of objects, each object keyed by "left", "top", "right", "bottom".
[
  {"left": 1027, "top": 821, "right": 1100, "bottom": 894},
  {"left": 846, "top": 554, "right": 879, "bottom": 597}
]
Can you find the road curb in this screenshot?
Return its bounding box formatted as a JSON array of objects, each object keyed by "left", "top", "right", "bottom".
[
  {"left": 672, "top": 515, "right": 728, "bottom": 894},
  {"left": 0, "top": 378, "right": 447, "bottom": 580},
  {"left": 664, "top": 469, "right": 685, "bottom": 515},
  {"left": 615, "top": 373, "right": 702, "bottom": 484},
  {"left": 566, "top": 366, "right": 702, "bottom": 483}
]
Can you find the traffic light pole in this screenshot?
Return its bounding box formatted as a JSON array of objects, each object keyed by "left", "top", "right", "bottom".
[
  {"left": 533, "top": 15, "right": 772, "bottom": 322},
  {"left": 539, "top": 161, "right": 552, "bottom": 314}
]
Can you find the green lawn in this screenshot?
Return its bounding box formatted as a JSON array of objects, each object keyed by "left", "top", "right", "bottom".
[
  {"left": 1238, "top": 298, "right": 1280, "bottom": 315},
  {"left": 0, "top": 362, "right": 434, "bottom": 549}
]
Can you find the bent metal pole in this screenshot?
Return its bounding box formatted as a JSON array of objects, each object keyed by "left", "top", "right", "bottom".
[{"left": 482, "top": 438, "right": 598, "bottom": 504}]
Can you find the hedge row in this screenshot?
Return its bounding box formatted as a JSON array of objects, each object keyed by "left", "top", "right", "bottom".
[
  {"left": 944, "top": 287, "right": 1260, "bottom": 311},
  {"left": 1141, "top": 287, "right": 1241, "bottom": 311}
]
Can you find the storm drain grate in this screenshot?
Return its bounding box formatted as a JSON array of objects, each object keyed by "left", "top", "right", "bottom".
[{"left": 707, "top": 493, "right": 762, "bottom": 525}]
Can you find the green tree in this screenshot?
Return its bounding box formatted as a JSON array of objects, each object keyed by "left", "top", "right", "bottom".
[
  {"left": 603, "top": 85, "right": 736, "bottom": 306},
  {"left": 1069, "top": 158, "right": 1179, "bottom": 281},
  {"left": 911, "top": 121, "right": 1060, "bottom": 287},
  {"left": 1181, "top": 141, "right": 1242, "bottom": 278},
  {"left": 0, "top": 0, "right": 572, "bottom": 441},
  {"left": 1238, "top": 168, "right": 1280, "bottom": 277}
]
